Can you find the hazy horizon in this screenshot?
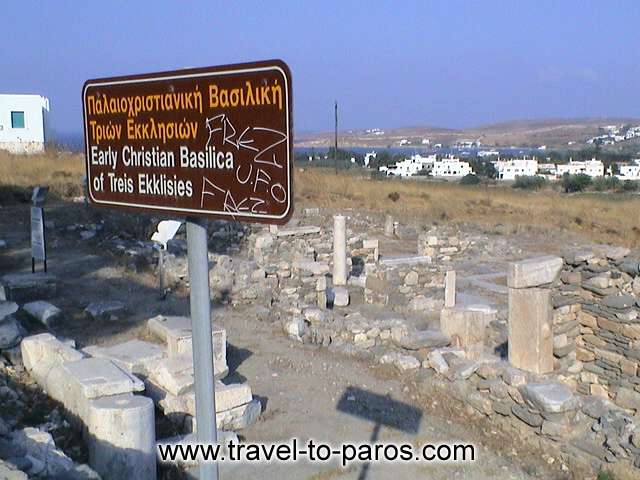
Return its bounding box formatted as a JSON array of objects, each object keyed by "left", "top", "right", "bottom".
[{"left": 3, "top": 1, "right": 639, "bottom": 135}]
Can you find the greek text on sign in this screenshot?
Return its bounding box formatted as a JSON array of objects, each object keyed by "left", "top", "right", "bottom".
[{"left": 82, "top": 60, "right": 293, "bottom": 224}]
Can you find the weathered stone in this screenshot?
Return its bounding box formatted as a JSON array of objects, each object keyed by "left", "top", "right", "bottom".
[
  {"left": 502, "top": 367, "right": 528, "bottom": 387},
  {"left": 83, "top": 340, "right": 166, "bottom": 376},
  {"left": 508, "top": 256, "right": 563, "bottom": 289},
  {"left": 21, "top": 333, "right": 84, "bottom": 384},
  {"left": 508, "top": 287, "right": 553, "bottom": 374},
  {"left": 147, "top": 315, "right": 227, "bottom": 376},
  {"left": 602, "top": 294, "right": 636, "bottom": 310},
  {"left": 254, "top": 232, "right": 274, "bottom": 249},
  {"left": 425, "top": 347, "right": 465, "bottom": 374},
  {"left": 23, "top": 301, "right": 62, "bottom": 327},
  {"left": 292, "top": 261, "right": 330, "bottom": 276},
  {"left": 395, "top": 354, "right": 420, "bottom": 371},
  {"left": 332, "top": 286, "right": 350, "bottom": 307},
  {"left": 148, "top": 355, "right": 194, "bottom": 396},
  {"left": 404, "top": 271, "right": 419, "bottom": 286},
  {"left": 395, "top": 330, "right": 450, "bottom": 350},
  {"left": 0, "top": 301, "right": 18, "bottom": 321},
  {"left": 84, "top": 301, "right": 126, "bottom": 320},
  {"left": 615, "top": 388, "right": 640, "bottom": 411},
  {"left": 0, "top": 273, "right": 57, "bottom": 302},
  {"left": 408, "top": 295, "right": 441, "bottom": 312},
  {"left": 379, "top": 255, "right": 431, "bottom": 267},
  {"left": 511, "top": 404, "right": 543, "bottom": 427},
  {"left": 47, "top": 357, "right": 144, "bottom": 420},
  {"left": 332, "top": 215, "right": 347, "bottom": 286},
  {"left": 444, "top": 270, "right": 456, "bottom": 308},
  {"left": 283, "top": 316, "right": 307, "bottom": 342},
  {"left": 519, "top": 382, "right": 577, "bottom": 413},
  {"left": 440, "top": 307, "right": 492, "bottom": 352},
  {"left": 275, "top": 226, "right": 321, "bottom": 237},
  {"left": 0, "top": 317, "right": 21, "bottom": 349},
  {"left": 87, "top": 394, "right": 156, "bottom": 480},
  {"left": 12, "top": 427, "right": 74, "bottom": 477}
]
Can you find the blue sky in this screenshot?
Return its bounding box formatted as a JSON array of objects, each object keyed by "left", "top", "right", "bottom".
[{"left": 3, "top": 1, "right": 639, "bottom": 135}]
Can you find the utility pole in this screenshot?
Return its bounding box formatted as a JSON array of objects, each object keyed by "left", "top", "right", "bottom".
[{"left": 334, "top": 100, "right": 338, "bottom": 174}]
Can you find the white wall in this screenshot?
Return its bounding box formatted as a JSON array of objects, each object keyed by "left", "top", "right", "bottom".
[{"left": 0, "top": 94, "right": 50, "bottom": 154}]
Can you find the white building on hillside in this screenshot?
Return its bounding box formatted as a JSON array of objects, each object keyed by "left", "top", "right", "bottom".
[
  {"left": 494, "top": 158, "right": 539, "bottom": 180},
  {"left": 380, "top": 154, "right": 436, "bottom": 177},
  {"left": 556, "top": 159, "right": 604, "bottom": 178},
  {"left": 618, "top": 163, "right": 640, "bottom": 180},
  {"left": 364, "top": 151, "right": 377, "bottom": 167},
  {"left": 430, "top": 156, "right": 473, "bottom": 177},
  {"left": 0, "top": 94, "right": 50, "bottom": 154}
]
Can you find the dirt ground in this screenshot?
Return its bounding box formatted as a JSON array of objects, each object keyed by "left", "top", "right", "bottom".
[{"left": 0, "top": 200, "right": 591, "bottom": 479}]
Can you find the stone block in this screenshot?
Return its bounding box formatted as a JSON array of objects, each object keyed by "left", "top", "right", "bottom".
[
  {"left": 23, "top": 301, "right": 62, "bottom": 327},
  {"left": 519, "top": 382, "right": 577, "bottom": 413},
  {"left": 444, "top": 270, "right": 456, "bottom": 308},
  {"left": 147, "top": 315, "right": 227, "bottom": 377},
  {"left": 0, "top": 273, "right": 57, "bottom": 302},
  {"left": 507, "top": 256, "right": 563, "bottom": 289},
  {"left": 0, "top": 301, "right": 18, "bottom": 321},
  {"left": 21, "top": 333, "right": 84, "bottom": 385},
  {"left": 87, "top": 394, "right": 156, "bottom": 480},
  {"left": 83, "top": 340, "right": 166, "bottom": 376},
  {"left": 84, "top": 301, "right": 126, "bottom": 320},
  {"left": 440, "top": 306, "right": 493, "bottom": 355},
  {"left": 148, "top": 355, "right": 194, "bottom": 396},
  {"left": 332, "top": 286, "right": 350, "bottom": 307},
  {"left": 615, "top": 387, "right": 640, "bottom": 411},
  {"left": 508, "top": 288, "right": 553, "bottom": 374},
  {"left": 47, "top": 357, "right": 144, "bottom": 420},
  {"left": 0, "top": 317, "right": 21, "bottom": 349},
  {"left": 379, "top": 255, "right": 431, "bottom": 267}
]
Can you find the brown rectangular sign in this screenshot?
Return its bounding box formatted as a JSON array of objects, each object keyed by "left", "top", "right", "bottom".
[{"left": 82, "top": 59, "right": 293, "bottom": 224}]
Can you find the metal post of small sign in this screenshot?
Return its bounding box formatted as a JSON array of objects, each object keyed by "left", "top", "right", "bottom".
[
  {"left": 31, "top": 186, "right": 49, "bottom": 273},
  {"left": 186, "top": 218, "right": 218, "bottom": 479}
]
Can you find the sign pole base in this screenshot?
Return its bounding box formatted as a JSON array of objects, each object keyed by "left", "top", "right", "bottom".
[{"left": 186, "top": 218, "right": 219, "bottom": 480}]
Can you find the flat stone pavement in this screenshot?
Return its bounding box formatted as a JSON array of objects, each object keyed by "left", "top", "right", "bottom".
[{"left": 205, "top": 307, "right": 543, "bottom": 480}]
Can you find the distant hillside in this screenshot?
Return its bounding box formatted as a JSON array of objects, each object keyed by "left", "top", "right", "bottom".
[{"left": 295, "top": 118, "right": 640, "bottom": 150}]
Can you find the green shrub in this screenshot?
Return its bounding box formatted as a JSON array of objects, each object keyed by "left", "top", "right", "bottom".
[
  {"left": 562, "top": 173, "right": 592, "bottom": 193},
  {"left": 592, "top": 176, "right": 619, "bottom": 192},
  {"left": 618, "top": 180, "right": 640, "bottom": 192},
  {"left": 459, "top": 174, "right": 480, "bottom": 185},
  {"left": 512, "top": 175, "right": 547, "bottom": 190}
]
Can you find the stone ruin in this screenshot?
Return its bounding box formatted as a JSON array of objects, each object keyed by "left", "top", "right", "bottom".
[{"left": 2, "top": 209, "right": 640, "bottom": 477}]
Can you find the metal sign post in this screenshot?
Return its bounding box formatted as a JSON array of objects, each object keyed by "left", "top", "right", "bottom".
[{"left": 186, "top": 218, "right": 218, "bottom": 480}]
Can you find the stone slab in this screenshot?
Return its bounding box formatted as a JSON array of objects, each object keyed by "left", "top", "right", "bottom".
[
  {"left": 275, "top": 226, "right": 321, "bottom": 237},
  {"left": 148, "top": 355, "right": 194, "bottom": 396},
  {"left": 440, "top": 307, "right": 492, "bottom": 353},
  {"left": 519, "top": 382, "right": 577, "bottom": 413},
  {"left": 0, "top": 273, "right": 57, "bottom": 303},
  {"left": 83, "top": 340, "right": 166, "bottom": 376},
  {"left": 508, "top": 256, "right": 563, "bottom": 289},
  {"left": 508, "top": 288, "right": 553, "bottom": 375},
  {"left": 21, "top": 333, "right": 84, "bottom": 385},
  {"left": 379, "top": 255, "right": 431, "bottom": 267},
  {"left": 23, "top": 301, "right": 62, "bottom": 327},
  {"left": 147, "top": 315, "right": 227, "bottom": 377}
]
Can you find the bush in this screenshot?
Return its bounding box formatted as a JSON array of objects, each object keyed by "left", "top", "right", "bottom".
[
  {"left": 459, "top": 174, "right": 480, "bottom": 185},
  {"left": 592, "top": 176, "right": 619, "bottom": 192},
  {"left": 512, "top": 175, "right": 547, "bottom": 190},
  {"left": 387, "top": 192, "right": 400, "bottom": 202},
  {"left": 562, "top": 173, "right": 592, "bottom": 193},
  {"left": 619, "top": 180, "right": 640, "bottom": 192}
]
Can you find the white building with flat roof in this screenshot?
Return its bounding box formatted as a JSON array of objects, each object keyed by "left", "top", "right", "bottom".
[
  {"left": 430, "top": 156, "right": 473, "bottom": 177},
  {"left": 494, "top": 158, "right": 538, "bottom": 180},
  {"left": 0, "top": 94, "right": 50, "bottom": 154},
  {"left": 556, "top": 159, "right": 604, "bottom": 178},
  {"left": 618, "top": 163, "right": 640, "bottom": 180},
  {"left": 380, "top": 154, "right": 436, "bottom": 177}
]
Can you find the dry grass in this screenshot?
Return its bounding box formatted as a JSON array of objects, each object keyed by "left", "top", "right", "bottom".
[
  {"left": 2, "top": 151, "right": 639, "bottom": 247},
  {"left": 0, "top": 150, "right": 84, "bottom": 203},
  {"left": 295, "top": 168, "right": 640, "bottom": 247}
]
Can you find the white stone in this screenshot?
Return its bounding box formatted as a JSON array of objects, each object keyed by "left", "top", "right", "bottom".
[
  {"left": 507, "top": 256, "right": 563, "bottom": 289},
  {"left": 333, "top": 215, "right": 347, "bottom": 286},
  {"left": 83, "top": 340, "right": 166, "bottom": 376},
  {"left": 254, "top": 233, "right": 274, "bottom": 249},
  {"left": 87, "top": 394, "right": 156, "bottom": 480},
  {"left": 379, "top": 255, "right": 431, "bottom": 267},
  {"left": 332, "top": 286, "right": 350, "bottom": 307},
  {"left": 444, "top": 270, "right": 456, "bottom": 308},
  {"left": 395, "top": 354, "right": 420, "bottom": 371},
  {"left": 147, "top": 315, "right": 227, "bottom": 377},
  {"left": 292, "top": 260, "right": 330, "bottom": 276},
  {"left": 148, "top": 355, "right": 194, "bottom": 396},
  {"left": 47, "top": 357, "right": 144, "bottom": 420},
  {"left": 404, "top": 271, "right": 419, "bottom": 286},
  {"left": 23, "top": 301, "right": 62, "bottom": 327},
  {"left": 284, "top": 316, "right": 307, "bottom": 341},
  {"left": 21, "top": 333, "right": 84, "bottom": 385},
  {"left": 275, "top": 226, "right": 321, "bottom": 237}
]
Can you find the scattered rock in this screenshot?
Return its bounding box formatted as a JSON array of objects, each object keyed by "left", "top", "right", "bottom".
[
  {"left": 23, "top": 301, "right": 62, "bottom": 327},
  {"left": 519, "top": 382, "right": 577, "bottom": 413}
]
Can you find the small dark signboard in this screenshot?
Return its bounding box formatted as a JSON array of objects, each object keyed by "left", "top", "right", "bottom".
[{"left": 82, "top": 60, "right": 293, "bottom": 224}]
